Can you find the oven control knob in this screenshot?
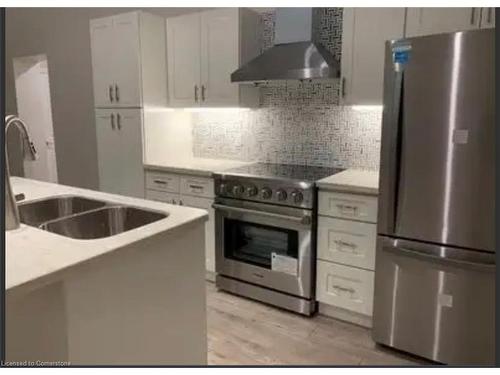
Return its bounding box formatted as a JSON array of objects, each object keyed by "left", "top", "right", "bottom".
[
  {"left": 261, "top": 187, "right": 272, "bottom": 199},
  {"left": 291, "top": 190, "right": 303, "bottom": 204},
  {"left": 219, "top": 183, "right": 228, "bottom": 195},
  {"left": 232, "top": 185, "right": 244, "bottom": 196},
  {"left": 276, "top": 189, "right": 287, "bottom": 201},
  {"left": 246, "top": 185, "right": 258, "bottom": 197}
]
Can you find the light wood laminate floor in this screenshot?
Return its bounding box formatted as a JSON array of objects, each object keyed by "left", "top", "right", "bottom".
[{"left": 206, "top": 282, "right": 429, "bottom": 366}]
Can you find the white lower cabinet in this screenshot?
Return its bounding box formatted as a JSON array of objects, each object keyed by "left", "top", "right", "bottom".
[
  {"left": 317, "top": 260, "right": 374, "bottom": 316},
  {"left": 318, "top": 191, "right": 378, "bottom": 223},
  {"left": 317, "top": 217, "right": 376, "bottom": 270},
  {"left": 181, "top": 195, "right": 215, "bottom": 273},
  {"left": 95, "top": 108, "right": 144, "bottom": 198},
  {"left": 145, "top": 170, "right": 215, "bottom": 274},
  {"left": 316, "top": 189, "right": 378, "bottom": 327},
  {"left": 145, "top": 189, "right": 180, "bottom": 205}
]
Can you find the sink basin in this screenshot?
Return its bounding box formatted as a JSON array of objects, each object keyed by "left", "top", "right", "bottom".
[
  {"left": 40, "top": 206, "right": 167, "bottom": 240},
  {"left": 19, "top": 196, "right": 107, "bottom": 227}
]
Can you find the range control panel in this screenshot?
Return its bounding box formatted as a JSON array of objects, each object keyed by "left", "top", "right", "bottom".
[{"left": 213, "top": 175, "right": 316, "bottom": 209}]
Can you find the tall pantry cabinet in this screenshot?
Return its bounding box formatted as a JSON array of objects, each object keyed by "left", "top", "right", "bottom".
[{"left": 90, "top": 11, "right": 167, "bottom": 197}]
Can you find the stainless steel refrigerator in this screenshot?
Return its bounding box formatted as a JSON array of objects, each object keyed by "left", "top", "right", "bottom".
[{"left": 373, "top": 29, "right": 495, "bottom": 365}]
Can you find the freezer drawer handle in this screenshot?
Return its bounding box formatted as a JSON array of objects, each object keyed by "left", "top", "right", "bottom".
[{"left": 385, "top": 245, "right": 495, "bottom": 270}]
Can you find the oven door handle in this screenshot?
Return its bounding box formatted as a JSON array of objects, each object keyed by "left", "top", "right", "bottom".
[{"left": 212, "top": 203, "right": 312, "bottom": 226}]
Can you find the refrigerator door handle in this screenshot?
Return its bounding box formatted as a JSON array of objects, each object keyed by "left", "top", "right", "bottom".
[
  {"left": 382, "top": 240, "right": 496, "bottom": 270},
  {"left": 378, "top": 46, "right": 405, "bottom": 235}
]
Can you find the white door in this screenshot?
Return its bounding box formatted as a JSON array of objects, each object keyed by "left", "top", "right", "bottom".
[
  {"left": 115, "top": 109, "right": 144, "bottom": 198},
  {"left": 341, "top": 8, "right": 405, "bottom": 105},
  {"left": 200, "top": 8, "right": 239, "bottom": 107},
  {"left": 90, "top": 17, "right": 115, "bottom": 107},
  {"left": 95, "top": 109, "right": 121, "bottom": 194},
  {"left": 112, "top": 12, "right": 142, "bottom": 107},
  {"left": 406, "top": 8, "right": 481, "bottom": 37},
  {"left": 166, "top": 13, "right": 201, "bottom": 107},
  {"left": 480, "top": 8, "right": 495, "bottom": 29},
  {"left": 13, "top": 54, "right": 58, "bottom": 183}
]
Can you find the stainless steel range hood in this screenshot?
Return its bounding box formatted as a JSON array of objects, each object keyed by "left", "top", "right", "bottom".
[{"left": 231, "top": 8, "right": 340, "bottom": 83}]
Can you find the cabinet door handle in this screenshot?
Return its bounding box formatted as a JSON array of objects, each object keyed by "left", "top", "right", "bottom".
[
  {"left": 153, "top": 179, "right": 167, "bottom": 185},
  {"left": 336, "top": 203, "right": 358, "bottom": 215},
  {"left": 194, "top": 85, "right": 198, "bottom": 102},
  {"left": 334, "top": 240, "right": 357, "bottom": 248},
  {"left": 109, "top": 85, "right": 114, "bottom": 102},
  {"left": 179, "top": 200, "right": 183, "bottom": 206},
  {"left": 487, "top": 8, "right": 493, "bottom": 24},
  {"left": 116, "top": 113, "right": 121, "bottom": 130},
  {"left": 114, "top": 84, "right": 120, "bottom": 102},
  {"left": 341, "top": 77, "right": 346, "bottom": 98},
  {"left": 110, "top": 113, "right": 115, "bottom": 130},
  {"left": 470, "top": 8, "right": 476, "bottom": 25},
  {"left": 332, "top": 285, "right": 356, "bottom": 295},
  {"left": 201, "top": 85, "right": 206, "bottom": 101},
  {"left": 189, "top": 184, "right": 204, "bottom": 190}
]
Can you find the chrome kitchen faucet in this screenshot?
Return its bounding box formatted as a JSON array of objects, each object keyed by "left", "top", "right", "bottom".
[{"left": 5, "top": 115, "right": 38, "bottom": 230}]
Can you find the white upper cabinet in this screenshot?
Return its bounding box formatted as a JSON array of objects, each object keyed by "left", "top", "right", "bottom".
[
  {"left": 480, "top": 8, "right": 495, "bottom": 29},
  {"left": 90, "top": 11, "right": 167, "bottom": 108},
  {"left": 90, "top": 17, "right": 115, "bottom": 107},
  {"left": 166, "top": 8, "right": 260, "bottom": 108},
  {"left": 340, "top": 8, "right": 405, "bottom": 105},
  {"left": 111, "top": 12, "right": 142, "bottom": 107},
  {"left": 405, "top": 8, "right": 482, "bottom": 37},
  {"left": 166, "top": 12, "right": 201, "bottom": 107},
  {"left": 200, "top": 9, "right": 240, "bottom": 107}
]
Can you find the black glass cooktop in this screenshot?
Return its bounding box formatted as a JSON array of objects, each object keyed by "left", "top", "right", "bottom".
[{"left": 221, "top": 163, "right": 344, "bottom": 183}]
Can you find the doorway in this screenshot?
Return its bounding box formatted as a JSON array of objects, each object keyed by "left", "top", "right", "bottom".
[{"left": 13, "top": 54, "right": 58, "bottom": 183}]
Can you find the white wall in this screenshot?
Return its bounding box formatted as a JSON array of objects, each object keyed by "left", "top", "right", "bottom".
[{"left": 142, "top": 109, "right": 194, "bottom": 166}]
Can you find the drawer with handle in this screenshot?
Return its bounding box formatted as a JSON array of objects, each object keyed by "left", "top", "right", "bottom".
[
  {"left": 146, "top": 189, "right": 181, "bottom": 205},
  {"left": 318, "top": 217, "right": 376, "bottom": 270},
  {"left": 180, "top": 176, "right": 214, "bottom": 198},
  {"left": 316, "top": 260, "right": 374, "bottom": 316},
  {"left": 318, "top": 191, "right": 378, "bottom": 223},
  {"left": 146, "top": 172, "right": 180, "bottom": 193}
]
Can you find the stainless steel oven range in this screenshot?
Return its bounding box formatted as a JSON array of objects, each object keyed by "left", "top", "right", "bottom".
[{"left": 213, "top": 163, "right": 343, "bottom": 315}]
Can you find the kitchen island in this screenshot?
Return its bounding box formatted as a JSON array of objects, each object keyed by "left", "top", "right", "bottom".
[{"left": 5, "top": 177, "right": 208, "bottom": 365}]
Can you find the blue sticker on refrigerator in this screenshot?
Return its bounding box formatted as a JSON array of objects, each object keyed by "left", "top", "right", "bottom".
[{"left": 392, "top": 44, "right": 412, "bottom": 65}]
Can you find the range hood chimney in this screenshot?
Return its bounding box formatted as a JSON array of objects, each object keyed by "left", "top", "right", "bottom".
[{"left": 231, "top": 8, "right": 340, "bottom": 83}]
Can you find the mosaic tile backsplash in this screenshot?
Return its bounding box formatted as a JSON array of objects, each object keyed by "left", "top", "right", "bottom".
[
  {"left": 192, "top": 107, "right": 382, "bottom": 170},
  {"left": 192, "top": 8, "right": 383, "bottom": 171}
]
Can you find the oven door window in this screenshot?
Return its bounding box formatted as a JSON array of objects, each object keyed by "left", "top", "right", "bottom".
[{"left": 224, "top": 218, "right": 298, "bottom": 269}]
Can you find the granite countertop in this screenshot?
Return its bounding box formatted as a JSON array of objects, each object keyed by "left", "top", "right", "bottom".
[
  {"left": 317, "top": 169, "right": 380, "bottom": 195},
  {"left": 144, "top": 157, "right": 251, "bottom": 177},
  {"left": 6, "top": 177, "right": 208, "bottom": 293}
]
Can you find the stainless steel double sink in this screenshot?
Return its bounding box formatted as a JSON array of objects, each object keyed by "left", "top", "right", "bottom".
[{"left": 19, "top": 196, "right": 167, "bottom": 240}]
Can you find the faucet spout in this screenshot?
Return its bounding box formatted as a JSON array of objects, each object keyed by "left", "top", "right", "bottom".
[{"left": 5, "top": 115, "right": 38, "bottom": 230}]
